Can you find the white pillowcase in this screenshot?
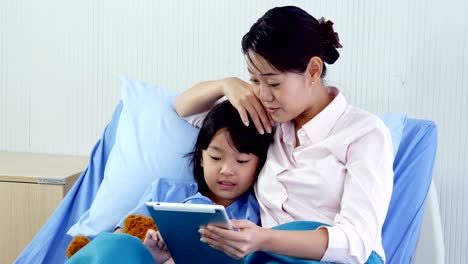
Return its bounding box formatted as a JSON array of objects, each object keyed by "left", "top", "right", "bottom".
[{"left": 67, "top": 77, "right": 199, "bottom": 237}]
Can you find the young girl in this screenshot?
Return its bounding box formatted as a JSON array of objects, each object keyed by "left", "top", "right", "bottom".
[
  {"left": 67, "top": 100, "right": 272, "bottom": 264},
  {"left": 138, "top": 100, "right": 272, "bottom": 264},
  {"left": 174, "top": 6, "right": 393, "bottom": 264}
]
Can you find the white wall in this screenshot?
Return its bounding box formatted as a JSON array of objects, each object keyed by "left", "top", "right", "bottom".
[{"left": 1, "top": 0, "right": 466, "bottom": 262}]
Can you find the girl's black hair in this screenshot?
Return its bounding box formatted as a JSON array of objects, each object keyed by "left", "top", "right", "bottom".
[
  {"left": 187, "top": 101, "right": 273, "bottom": 195},
  {"left": 241, "top": 6, "right": 341, "bottom": 77}
]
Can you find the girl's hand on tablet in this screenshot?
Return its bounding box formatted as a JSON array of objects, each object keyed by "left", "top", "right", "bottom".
[{"left": 143, "top": 229, "right": 173, "bottom": 264}]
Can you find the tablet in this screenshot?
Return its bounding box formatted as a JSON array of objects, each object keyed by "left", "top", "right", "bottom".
[{"left": 145, "top": 202, "right": 241, "bottom": 264}]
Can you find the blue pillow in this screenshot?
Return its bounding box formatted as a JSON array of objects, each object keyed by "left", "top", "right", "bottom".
[
  {"left": 378, "top": 113, "right": 407, "bottom": 157},
  {"left": 67, "top": 77, "right": 199, "bottom": 237}
]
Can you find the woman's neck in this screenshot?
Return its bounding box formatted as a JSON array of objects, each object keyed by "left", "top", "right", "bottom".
[{"left": 293, "top": 86, "right": 333, "bottom": 131}]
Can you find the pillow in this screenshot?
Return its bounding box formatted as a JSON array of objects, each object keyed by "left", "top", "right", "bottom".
[
  {"left": 378, "top": 113, "right": 407, "bottom": 157},
  {"left": 67, "top": 77, "right": 199, "bottom": 237}
]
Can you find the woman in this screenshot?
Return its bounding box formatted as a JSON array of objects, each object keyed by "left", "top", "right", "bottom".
[{"left": 174, "top": 6, "right": 393, "bottom": 264}]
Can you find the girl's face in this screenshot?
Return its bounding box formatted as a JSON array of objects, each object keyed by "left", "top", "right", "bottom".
[
  {"left": 201, "top": 128, "right": 260, "bottom": 207},
  {"left": 246, "top": 51, "right": 330, "bottom": 128}
]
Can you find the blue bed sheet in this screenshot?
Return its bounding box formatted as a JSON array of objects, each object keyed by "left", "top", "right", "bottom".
[
  {"left": 382, "top": 119, "right": 437, "bottom": 263},
  {"left": 14, "top": 102, "right": 123, "bottom": 264}
]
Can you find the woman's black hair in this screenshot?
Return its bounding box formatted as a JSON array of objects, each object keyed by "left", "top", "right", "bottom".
[
  {"left": 187, "top": 101, "right": 273, "bottom": 195},
  {"left": 241, "top": 6, "right": 342, "bottom": 77}
]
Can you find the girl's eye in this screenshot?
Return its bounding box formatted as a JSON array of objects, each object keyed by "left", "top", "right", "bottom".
[
  {"left": 237, "top": 159, "right": 250, "bottom": 164},
  {"left": 209, "top": 156, "right": 221, "bottom": 161},
  {"left": 269, "top": 83, "right": 280, "bottom": 88}
]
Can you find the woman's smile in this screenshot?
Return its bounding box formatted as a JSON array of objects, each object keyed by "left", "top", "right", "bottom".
[{"left": 266, "top": 107, "right": 280, "bottom": 115}]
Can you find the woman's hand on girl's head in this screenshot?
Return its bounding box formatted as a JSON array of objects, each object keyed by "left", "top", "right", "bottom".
[
  {"left": 221, "top": 77, "right": 273, "bottom": 135},
  {"left": 199, "top": 219, "right": 267, "bottom": 259}
]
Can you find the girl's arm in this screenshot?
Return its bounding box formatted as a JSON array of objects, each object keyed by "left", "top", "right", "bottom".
[
  {"left": 199, "top": 219, "right": 328, "bottom": 260},
  {"left": 173, "top": 77, "right": 272, "bottom": 134}
]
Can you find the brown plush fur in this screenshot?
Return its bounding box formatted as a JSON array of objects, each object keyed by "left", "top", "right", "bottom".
[
  {"left": 66, "top": 214, "right": 158, "bottom": 259},
  {"left": 122, "top": 214, "right": 158, "bottom": 241},
  {"left": 66, "top": 236, "right": 90, "bottom": 258}
]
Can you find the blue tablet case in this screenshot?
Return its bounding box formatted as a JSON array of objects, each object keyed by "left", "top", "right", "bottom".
[{"left": 146, "top": 203, "right": 241, "bottom": 264}]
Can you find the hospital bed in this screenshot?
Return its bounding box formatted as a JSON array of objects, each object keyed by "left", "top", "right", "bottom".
[{"left": 15, "top": 80, "right": 443, "bottom": 264}]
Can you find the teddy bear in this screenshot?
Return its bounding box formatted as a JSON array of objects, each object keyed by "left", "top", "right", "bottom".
[{"left": 66, "top": 214, "right": 157, "bottom": 258}]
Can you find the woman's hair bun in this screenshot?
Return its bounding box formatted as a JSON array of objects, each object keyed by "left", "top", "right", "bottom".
[{"left": 318, "top": 17, "right": 342, "bottom": 64}]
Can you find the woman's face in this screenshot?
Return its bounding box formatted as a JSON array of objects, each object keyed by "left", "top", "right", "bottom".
[
  {"left": 246, "top": 51, "right": 328, "bottom": 128},
  {"left": 201, "top": 128, "right": 259, "bottom": 207}
]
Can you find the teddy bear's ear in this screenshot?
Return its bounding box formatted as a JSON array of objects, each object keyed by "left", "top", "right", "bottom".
[
  {"left": 123, "top": 214, "right": 158, "bottom": 241},
  {"left": 66, "top": 235, "right": 91, "bottom": 258}
]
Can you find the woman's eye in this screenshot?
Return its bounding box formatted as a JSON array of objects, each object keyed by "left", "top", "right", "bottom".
[
  {"left": 210, "top": 156, "right": 221, "bottom": 161},
  {"left": 237, "top": 160, "right": 250, "bottom": 164},
  {"left": 269, "top": 83, "right": 280, "bottom": 88},
  {"left": 250, "top": 79, "right": 260, "bottom": 85}
]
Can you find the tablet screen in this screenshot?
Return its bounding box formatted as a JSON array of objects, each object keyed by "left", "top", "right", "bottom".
[{"left": 146, "top": 202, "right": 241, "bottom": 264}]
